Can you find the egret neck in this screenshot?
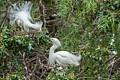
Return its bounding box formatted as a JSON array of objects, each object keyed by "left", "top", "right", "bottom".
[{"left": 49, "top": 44, "right": 59, "bottom": 65}]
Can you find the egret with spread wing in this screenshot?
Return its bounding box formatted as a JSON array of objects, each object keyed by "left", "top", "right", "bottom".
[
  {"left": 49, "top": 38, "right": 81, "bottom": 66},
  {"left": 8, "top": 1, "right": 43, "bottom": 32}
]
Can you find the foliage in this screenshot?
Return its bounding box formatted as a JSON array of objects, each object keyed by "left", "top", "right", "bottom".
[
  {"left": 46, "top": 68, "right": 75, "bottom": 80},
  {"left": 0, "top": 0, "right": 6, "bottom": 11},
  {"left": 51, "top": 0, "right": 120, "bottom": 79},
  {"left": 0, "top": 27, "right": 35, "bottom": 55},
  {"left": 6, "top": 67, "right": 26, "bottom": 80},
  {"left": 0, "top": 27, "right": 35, "bottom": 79},
  {"left": 54, "top": 0, "right": 73, "bottom": 18}
]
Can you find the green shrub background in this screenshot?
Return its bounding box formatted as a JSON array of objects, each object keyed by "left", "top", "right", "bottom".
[{"left": 0, "top": 0, "right": 120, "bottom": 80}]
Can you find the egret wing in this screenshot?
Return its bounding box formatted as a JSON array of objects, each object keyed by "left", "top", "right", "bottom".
[
  {"left": 55, "top": 51, "right": 80, "bottom": 66},
  {"left": 55, "top": 51, "right": 74, "bottom": 65}
]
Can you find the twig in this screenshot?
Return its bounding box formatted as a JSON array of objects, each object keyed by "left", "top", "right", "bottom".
[
  {"left": 22, "top": 52, "right": 31, "bottom": 80},
  {"left": 80, "top": 56, "right": 83, "bottom": 72},
  {"left": 32, "top": 73, "right": 41, "bottom": 80},
  {"left": 103, "top": 9, "right": 120, "bottom": 14},
  {"left": 107, "top": 57, "right": 117, "bottom": 80},
  {"left": 77, "top": 77, "right": 116, "bottom": 80},
  {"left": 28, "top": 57, "right": 36, "bottom": 63},
  {"left": 105, "top": 54, "right": 117, "bottom": 64},
  {"left": 40, "top": 68, "right": 46, "bottom": 79},
  {"left": 39, "top": 0, "right": 46, "bottom": 29},
  {"left": 14, "top": 30, "right": 39, "bottom": 36},
  {"left": 0, "top": 2, "right": 9, "bottom": 31},
  {"left": 46, "top": 18, "right": 61, "bottom": 24}
]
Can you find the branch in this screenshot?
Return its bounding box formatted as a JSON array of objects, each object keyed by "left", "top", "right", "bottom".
[
  {"left": 39, "top": 0, "right": 46, "bottom": 29},
  {"left": 105, "top": 54, "right": 117, "bottom": 64},
  {"left": 0, "top": 2, "right": 9, "bottom": 31},
  {"left": 22, "top": 52, "right": 31, "bottom": 80},
  {"left": 14, "top": 30, "right": 38, "bottom": 36},
  {"left": 46, "top": 18, "right": 61, "bottom": 24}
]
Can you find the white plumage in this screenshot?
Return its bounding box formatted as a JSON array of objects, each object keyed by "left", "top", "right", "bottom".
[
  {"left": 8, "top": 1, "right": 43, "bottom": 32},
  {"left": 49, "top": 38, "right": 81, "bottom": 66}
]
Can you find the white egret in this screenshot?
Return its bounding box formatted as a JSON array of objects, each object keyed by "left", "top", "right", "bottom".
[
  {"left": 8, "top": 1, "right": 43, "bottom": 32},
  {"left": 49, "top": 38, "right": 81, "bottom": 66}
]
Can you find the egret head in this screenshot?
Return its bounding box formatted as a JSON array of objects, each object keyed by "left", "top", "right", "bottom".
[
  {"left": 50, "top": 38, "right": 61, "bottom": 47},
  {"left": 34, "top": 21, "right": 43, "bottom": 32}
]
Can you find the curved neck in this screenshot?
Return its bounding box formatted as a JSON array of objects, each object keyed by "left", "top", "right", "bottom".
[
  {"left": 24, "top": 20, "right": 40, "bottom": 29},
  {"left": 24, "top": 20, "right": 34, "bottom": 27},
  {"left": 49, "top": 44, "right": 59, "bottom": 65},
  {"left": 50, "top": 45, "right": 58, "bottom": 54}
]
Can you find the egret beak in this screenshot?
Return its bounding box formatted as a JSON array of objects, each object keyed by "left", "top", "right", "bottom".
[
  {"left": 38, "top": 21, "right": 43, "bottom": 32},
  {"left": 39, "top": 27, "right": 42, "bottom": 32}
]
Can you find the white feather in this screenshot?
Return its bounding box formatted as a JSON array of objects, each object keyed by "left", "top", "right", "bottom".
[
  {"left": 8, "top": 1, "right": 43, "bottom": 32},
  {"left": 49, "top": 38, "right": 81, "bottom": 66}
]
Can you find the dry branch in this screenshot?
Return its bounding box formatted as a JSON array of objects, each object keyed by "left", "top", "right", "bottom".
[{"left": 39, "top": 0, "right": 46, "bottom": 29}]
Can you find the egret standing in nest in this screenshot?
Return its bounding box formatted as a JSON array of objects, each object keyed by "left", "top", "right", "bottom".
[
  {"left": 49, "top": 38, "right": 81, "bottom": 67},
  {"left": 8, "top": 1, "right": 43, "bottom": 32}
]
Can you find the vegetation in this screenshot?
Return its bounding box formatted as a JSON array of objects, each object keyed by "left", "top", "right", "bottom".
[{"left": 0, "top": 0, "right": 120, "bottom": 80}]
